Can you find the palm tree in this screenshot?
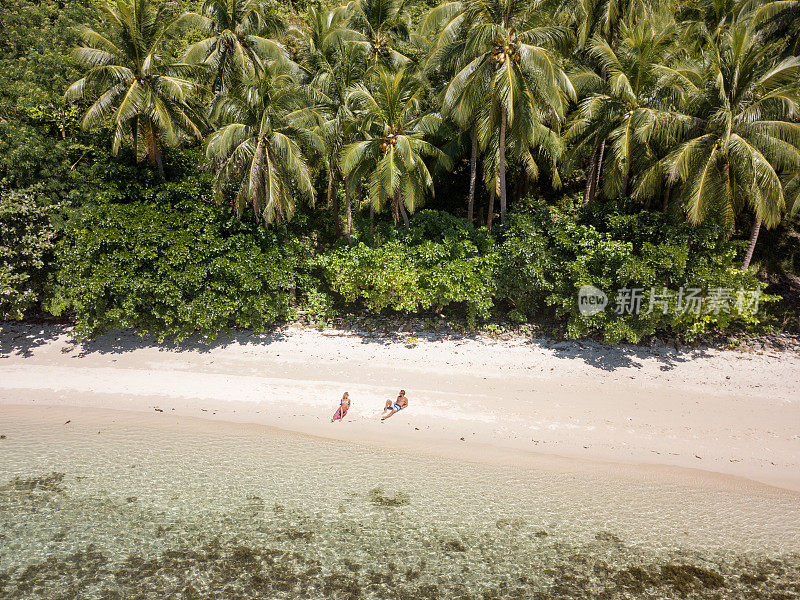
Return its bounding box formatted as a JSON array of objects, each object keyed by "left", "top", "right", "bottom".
[
  {"left": 437, "top": 0, "right": 575, "bottom": 224},
  {"left": 205, "top": 63, "right": 323, "bottom": 224},
  {"left": 635, "top": 22, "right": 800, "bottom": 268},
  {"left": 65, "top": 0, "right": 203, "bottom": 174},
  {"left": 750, "top": 0, "right": 800, "bottom": 55},
  {"left": 422, "top": 4, "right": 482, "bottom": 223},
  {"left": 555, "top": 0, "right": 654, "bottom": 50},
  {"left": 340, "top": 69, "right": 451, "bottom": 228},
  {"left": 565, "top": 13, "right": 679, "bottom": 203},
  {"left": 343, "top": 0, "right": 412, "bottom": 67},
  {"left": 300, "top": 6, "right": 367, "bottom": 238},
  {"left": 182, "top": 0, "right": 288, "bottom": 94},
  {"left": 677, "top": 0, "right": 750, "bottom": 50}
]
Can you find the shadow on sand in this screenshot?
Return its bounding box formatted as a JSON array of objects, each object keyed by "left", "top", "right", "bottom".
[
  {"left": 0, "top": 321, "right": 290, "bottom": 359},
  {"left": 1, "top": 320, "right": 706, "bottom": 372}
]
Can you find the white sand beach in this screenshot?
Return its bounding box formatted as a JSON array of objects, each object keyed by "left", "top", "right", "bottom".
[{"left": 1, "top": 323, "right": 799, "bottom": 493}]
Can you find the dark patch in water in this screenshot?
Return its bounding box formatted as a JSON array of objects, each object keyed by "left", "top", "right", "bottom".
[
  {"left": 4, "top": 537, "right": 796, "bottom": 600},
  {"left": 612, "top": 565, "right": 651, "bottom": 593},
  {"left": 368, "top": 487, "right": 410, "bottom": 507},
  {"left": 1, "top": 472, "right": 65, "bottom": 494},
  {"left": 0, "top": 472, "right": 66, "bottom": 512},
  {"left": 11, "top": 547, "right": 106, "bottom": 598},
  {"left": 659, "top": 564, "right": 725, "bottom": 596},
  {"left": 443, "top": 539, "right": 467, "bottom": 552},
  {"left": 740, "top": 572, "right": 768, "bottom": 584},
  {"left": 281, "top": 528, "right": 315, "bottom": 542},
  {"left": 594, "top": 531, "right": 623, "bottom": 544}
]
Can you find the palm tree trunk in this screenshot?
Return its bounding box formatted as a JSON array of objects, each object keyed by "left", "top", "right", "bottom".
[
  {"left": 487, "top": 188, "right": 495, "bottom": 231},
  {"left": 345, "top": 176, "right": 352, "bottom": 241},
  {"left": 133, "top": 116, "right": 139, "bottom": 163},
  {"left": 741, "top": 217, "right": 761, "bottom": 270},
  {"left": 592, "top": 140, "right": 606, "bottom": 198},
  {"left": 499, "top": 106, "right": 508, "bottom": 224},
  {"left": 332, "top": 179, "right": 341, "bottom": 238},
  {"left": 155, "top": 144, "right": 164, "bottom": 178},
  {"left": 584, "top": 145, "right": 597, "bottom": 203},
  {"left": 399, "top": 200, "right": 410, "bottom": 229},
  {"left": 662, "top": 183, "right": 671, "bottom": 212},
  {"left": 468, "top": 131, "right": 477, "bottom": 223},
  {"left": 325, "top": 165, "right": 334, "bottom": 208},
  {"left": 369, "top": 203, "right": 375, "bottom": 236},
  {"left": 622, "top": 168, "right": 630, "bottom": 197},
  {"left": 144, "top": 118, "right": 164, "bottom": 177}
]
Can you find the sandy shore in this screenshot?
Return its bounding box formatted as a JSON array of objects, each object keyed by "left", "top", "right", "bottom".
[{"left": 1, "top": 322, "right": 799, "bottom": 492}]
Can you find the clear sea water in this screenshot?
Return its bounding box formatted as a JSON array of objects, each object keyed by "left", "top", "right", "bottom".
[{"left": 1, "top": 406, "right": 798, "bottom": 599}]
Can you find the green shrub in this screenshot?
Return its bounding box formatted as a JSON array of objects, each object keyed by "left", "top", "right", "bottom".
[
  {"left": 0, "top": 188, "right": 57, "bottom": 321},
  {"left": 496, "top": 199, "right": 772, "bottom": 343},
  {"left": 47, "top": 180, "right": 308, "bottom": 341},
  {"left": 315, "top": 211, "right": 496, "bottom": 322}
]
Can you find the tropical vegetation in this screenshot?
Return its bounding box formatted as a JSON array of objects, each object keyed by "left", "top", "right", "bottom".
[{"left": 2, "top": 0, "right": 800, "bottom": 343}]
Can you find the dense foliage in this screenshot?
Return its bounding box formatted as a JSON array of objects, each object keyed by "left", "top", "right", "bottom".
[
  {"left": 47, "top": 178, "right": 305, "bottom": 341},
  {"left": 497, "top": 200, "right": 770, "bottom": 342},
  {"left": 1, "top": 0, "right": 799, "bottom": 343},
  {"left": 0, "top": 189, "right": 57, "bottom": 321},
  {"left": 317, "top": 211, "right": 496, "bottom": 322}
]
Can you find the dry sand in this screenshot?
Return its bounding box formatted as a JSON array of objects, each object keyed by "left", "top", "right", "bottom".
[{"left": 1, "top": 323, "right": 799, "bottom": 492}]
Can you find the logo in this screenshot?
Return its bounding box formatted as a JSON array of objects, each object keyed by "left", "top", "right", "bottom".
[{"left": 578, "top": 285, "right": 608, "bottom": 316}]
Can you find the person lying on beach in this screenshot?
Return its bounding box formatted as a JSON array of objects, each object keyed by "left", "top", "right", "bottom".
[
  {"left": 331, "top": 392, "right": 350, "bottom": 423},
  {"left": 381, "top": 390, "right": 408, "bottom": 421}
]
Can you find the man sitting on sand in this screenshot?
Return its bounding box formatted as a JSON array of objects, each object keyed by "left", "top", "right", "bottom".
[{"left": 381, "top": 390, "right": 408, "bottom": 421}]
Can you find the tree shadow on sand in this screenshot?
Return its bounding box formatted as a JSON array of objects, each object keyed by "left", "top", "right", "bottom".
[
  {"left": 523, "top": 337, "right": 712, "bottom": 371},
  {"left": 0, "top": 322, "right": 290, "bottom": 358},
  {"left": 2, "top": 320, "right": 710, "bottom": 372}
]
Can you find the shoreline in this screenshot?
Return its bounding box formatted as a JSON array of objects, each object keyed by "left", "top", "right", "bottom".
[
  {"left": 2, "top": 403, "right": 797, "bottom": 503},
  {"left": 1, "top": 322, "right": 799, "bottom": 493}
]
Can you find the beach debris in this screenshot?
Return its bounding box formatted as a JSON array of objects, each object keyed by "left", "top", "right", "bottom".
[
  {"left": 154, "top": 408, "right": 163, "bottom": 413},
  {"left": 0, "top": 435, "right": 6, "bottom": 439},
  {"left": 64, "top": 420, "right": 71, "bottom": 424}
]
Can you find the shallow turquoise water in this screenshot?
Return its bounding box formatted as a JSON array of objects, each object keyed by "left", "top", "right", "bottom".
[{"left": 1, "top": 406, "right": 799, "bottom": 599}]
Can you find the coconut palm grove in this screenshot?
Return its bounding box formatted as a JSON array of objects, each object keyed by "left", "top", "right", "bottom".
[{"left": 2, "top": 0, "right": 800, "bottom": 343}]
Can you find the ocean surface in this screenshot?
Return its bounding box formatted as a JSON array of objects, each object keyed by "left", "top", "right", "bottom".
[{"left": 1, "top": 405, "right": 798, "bottom": 599}]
